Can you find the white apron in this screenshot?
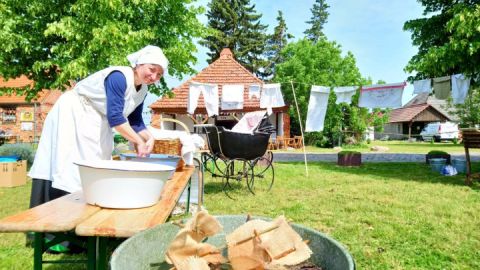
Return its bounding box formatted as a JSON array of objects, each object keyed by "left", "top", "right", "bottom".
[{"left": 28, "top": 66, "right": 148, "bottom": 193}]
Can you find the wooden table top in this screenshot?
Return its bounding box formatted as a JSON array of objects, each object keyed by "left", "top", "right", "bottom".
[
  {"left": 0, "top": 166, "right": 195, "bottom": 238},
  {"left": 75, "top": 166, "right": 194, "bottom": 238},
  {"left": 0, "top": 192, "right": 100, "bottom": 233}
]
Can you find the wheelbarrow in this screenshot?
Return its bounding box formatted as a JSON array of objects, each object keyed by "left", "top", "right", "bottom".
[{"left": 110, "top": 215, "right": 355, "bottom": 270}]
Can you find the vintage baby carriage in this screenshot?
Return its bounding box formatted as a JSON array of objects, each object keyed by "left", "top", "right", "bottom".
[{"left": 197, "top": 111, "right": 275, "bottom": 197}]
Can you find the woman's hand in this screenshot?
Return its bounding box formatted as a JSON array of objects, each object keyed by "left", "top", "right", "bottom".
[
  {"left": 145, "top": 136, "right": 155, "bottom": 154},
  {"left": 135, "top": 141, "right": 150, "bottom": 157}
]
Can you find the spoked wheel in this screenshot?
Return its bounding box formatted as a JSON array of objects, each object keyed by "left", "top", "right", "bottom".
[
  {"left": 201, "top": 152, "right": 226, "bottom": 178},
  {"left": 222, "top": 159, "right": 251, "bottom": 199},
  {"left": 246, "top": 154, "right": 274, "bottom": 195}
]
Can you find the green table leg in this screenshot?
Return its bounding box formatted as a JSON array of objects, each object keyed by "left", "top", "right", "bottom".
[
  {"left": 186, "top": 178, "right": 191, "bottom": 214},
  {"left": 87, "top": 236, "right": 96, "bottom": 270},
  {"left": 33, "top": 232, "right": 44, "bottom": 270},
  {"left": 97, "top": 237, "right": 108, "bottom": 270}
]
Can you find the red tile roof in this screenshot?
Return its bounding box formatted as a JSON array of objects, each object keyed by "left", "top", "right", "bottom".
[
  {"left": 0, "top": 75, "right": 62, "bottom": 105},
  {"left": 150, "top": 48, "right": 287, "bottom": 114},
  {"left": 389, "top": 104, "right": 449, "bottom": 123}
]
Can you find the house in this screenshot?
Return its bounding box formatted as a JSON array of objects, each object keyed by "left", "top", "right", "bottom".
[
  {"left": 377, "top": 93, "right": 453, "bottom": 140},
  {"left": 0, "top": 76, "right": 62, "bottom": 143},
  {"left": 149, "top": 48, "right": 290, "bottom": 136}
]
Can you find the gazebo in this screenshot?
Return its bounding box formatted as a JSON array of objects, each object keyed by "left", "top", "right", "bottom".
[{"left": 149, "top": 48, "right": 290, "bottom": 136}]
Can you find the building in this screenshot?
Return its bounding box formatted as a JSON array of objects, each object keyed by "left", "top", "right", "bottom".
[
  {"left": 149, "top": 48, "right": 290, "bottom": 136},
  {"left": 0, "top": 76, "right": 62, "bottom": 143},
  {"left": 378, "top": 93, "right": 453, "bottom": 140}
]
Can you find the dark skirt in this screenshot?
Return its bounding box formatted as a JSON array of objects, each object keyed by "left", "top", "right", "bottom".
[{"left": 29, "top": 178, "right": 69, "bottom": 208}]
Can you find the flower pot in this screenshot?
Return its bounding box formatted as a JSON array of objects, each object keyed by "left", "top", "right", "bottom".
[
  {"left": 451, "top": 158, "right": 466, "bottom": 174},
  {"left": 429, "top": 158, "right": 446, "bottom": 173},
  {"left": 426, "top": 154, "right": 450, "bottom": 164},
  {"left": 338, "top": 153, "right": 361, "bottom": 166}
]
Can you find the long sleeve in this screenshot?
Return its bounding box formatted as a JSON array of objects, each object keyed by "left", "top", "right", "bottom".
[{"left": 105, "top": 71, "right": 128, "bottom": 127}]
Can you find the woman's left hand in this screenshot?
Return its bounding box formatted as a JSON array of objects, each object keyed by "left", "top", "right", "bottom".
[{"left": 145, "top": 136, "right": 155, "bottom": 154}]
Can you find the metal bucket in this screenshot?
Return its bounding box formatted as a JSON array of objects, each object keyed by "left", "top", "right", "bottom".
[
  {"left": 429, "top": 158, "right": 446, "bottom": 173},
  {"left": 111, "top": 215, "right": 355, "bottom": 270},
  {"left": 451, "top": 158, "right": 466, "bottom": 174}
]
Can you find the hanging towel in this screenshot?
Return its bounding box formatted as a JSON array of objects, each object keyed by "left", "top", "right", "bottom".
[
  {"left": 249, "top": 84, "right": 261, "bottom": 99},
  {"left": 260, "top": 83, "right": 285, "bottom": 115},
  {"left": 413, "top": 79, "right": 432, "bottom": 94},
  {"left": 359, "top": 82, "right": 406, "bottom": 109},
  {"left": 333, "top": 86, "right": 357, "bottom": 104},
  {"left": 221, "top": 84, "right": 244, "bottom": 110},
  {"left": 305, "top": 86, "right": 330, "bottom": 132},
  {"left": 451, "top": 74, "right": 470, "bottom": 104},
  {"left": 433, "top": 76, "right": 451, "bottom": 100},
  {"left": 188, "top": 81, "right": 219, "bottom": 116}
]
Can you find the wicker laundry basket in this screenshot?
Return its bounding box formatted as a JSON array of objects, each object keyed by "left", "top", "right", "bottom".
[{"left": 151, "top": 118, "right": 189, "bottom": 170}]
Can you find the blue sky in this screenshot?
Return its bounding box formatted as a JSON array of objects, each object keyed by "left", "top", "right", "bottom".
[{"left": 147, "top": 0, "right": 426, "bottom": 112}]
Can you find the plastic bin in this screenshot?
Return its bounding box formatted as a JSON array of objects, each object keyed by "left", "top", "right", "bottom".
[
  {"left": 451, "top": 158, "right": 466, "bottom": 174},
  {"left": 430, "top": 158, "right": 446, "bottom": 173},
  {"left": 111, "top": 215, "right": 355, "bottom": 270}
]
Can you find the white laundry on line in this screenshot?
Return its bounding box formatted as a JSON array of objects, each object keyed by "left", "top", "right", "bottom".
[
  {"left": 248, "top": 84, "right": 261, "bottom": 99},
  {"left": 359, "top": 82, "right": 406, "bottom": 109},
  {"left": 413, "top": 79, "right": 432, "bottom": 94},
  {"left": 260, "top": 83, "right": 285, "bottom": 115},
  {"left": 305, "top": 86, "right": 330, "bottom": 132},
  {"left": 221, "top": 84, "right": 244, "bottom": 110},
  {"left": 333, "top": 86, "right": 357, "bottom": 104},
  {"left": 188, "top": 81, "right": 219, "bottom": 116},
  {"left": 451, "top": 74, "right": 470, "bottom": 104}
]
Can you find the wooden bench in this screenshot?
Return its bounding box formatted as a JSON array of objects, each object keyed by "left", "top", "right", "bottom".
[{"left": 0, "top": 166, "right": 195, "bottom": 270}]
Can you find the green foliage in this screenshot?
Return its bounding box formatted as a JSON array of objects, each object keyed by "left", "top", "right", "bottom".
[
  {"left": 274, "top": 38, "right": 382, "bottom": 147},
  {"left": 338, "top": 150, "right": 361, "bottom": 155},
  {"left": 0, "top": 0, "right": 206, "bottom": 99},
  {"left": 304, "top": 0, "right": 330, "bottom": 42},
  {"left": 427, "top": 150, "right": 449, "bottom": 156},
  {"left": 0, "top": 143, "right": 34, "bottom": 165},
  {"left": 200, "top": 0, "right": 267, "bottom": 76},
  {"left": 261, "top": 11, "right": 293, "bottom": 80},
  {"left": 404, "top": 1, "right": 479, "bottom": 79}
]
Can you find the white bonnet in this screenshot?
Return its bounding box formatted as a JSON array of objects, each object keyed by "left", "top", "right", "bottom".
[{"left": 127, "top": 45, "right": 169, "bottom": 74}]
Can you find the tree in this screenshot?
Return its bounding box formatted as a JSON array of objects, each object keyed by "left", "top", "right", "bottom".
[
  {"left": 274, "top": 39, "right": 380, "bottom": 147},
  {"left": 200, "top": 0, "right": 267, "bottom": 76},
  {"left": 304, "top": 0, "right": 330, "bottom": 43},
  {"left": 404, "top": 1, "right": 480, "bottom": 126},
  {"left": 0, "top": 0, "right": 206, "bottom": 99},
  {"left": 261, "top": 10, "right": 293, "bottom": 80}
]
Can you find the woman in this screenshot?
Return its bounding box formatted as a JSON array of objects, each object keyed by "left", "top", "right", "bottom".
[{"left": 28, "top": 45, "right": 169, "bottom": 206}]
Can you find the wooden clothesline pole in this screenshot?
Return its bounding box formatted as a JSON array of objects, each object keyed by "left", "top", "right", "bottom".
[{"left": 289, "top": 81, "right": 308, "bottom": 177}]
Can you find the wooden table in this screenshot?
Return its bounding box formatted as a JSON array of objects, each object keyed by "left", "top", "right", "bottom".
[{"left": 0, "top": 166, "right": 195, "bottom": 270}]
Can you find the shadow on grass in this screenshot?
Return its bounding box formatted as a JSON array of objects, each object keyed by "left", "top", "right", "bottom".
[{"left": 281, "top": 161, "right": 480, "bottom": 191}]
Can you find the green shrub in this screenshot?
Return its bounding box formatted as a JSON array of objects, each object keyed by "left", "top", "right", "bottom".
[
  {"left": 0, "top": 143, "right": 35, "bottom": 165},
  {"left": 338, "top": 150, "right": 361, "bottom": 156},
  {"left": 427, "top": 150, "right": 449, "bottom": 156},
  {"left": 452, "top": 137, "right": 458, "bottom": 145},
  {"left": 366, "top": 138, "right": 371, "bottom": 144}
]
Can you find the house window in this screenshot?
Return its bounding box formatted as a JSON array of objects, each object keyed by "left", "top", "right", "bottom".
[{"left": 1, "top": 107, "right": 17, "bottom": 124}]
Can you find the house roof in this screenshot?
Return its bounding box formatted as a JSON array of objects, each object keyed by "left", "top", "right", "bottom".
[
  {"left": 388, "top": 103, "right": 450, "bottom": 123},
  {"left": 404, "top": 92, "right": 457, "bottom": 121},
  {"left": 0, "top": 75, "right": 62, "bottom": 105},
  {"left": 150, "top": 48, "right": 287, "bottom": 114}
]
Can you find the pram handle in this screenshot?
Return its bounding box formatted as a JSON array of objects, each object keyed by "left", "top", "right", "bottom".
[{"left": 151, "top": 118, "right": 189, "bottom": 133}]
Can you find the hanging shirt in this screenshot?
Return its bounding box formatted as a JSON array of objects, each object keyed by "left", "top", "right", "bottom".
[
  {"left": 359, "top": 82, "right": 406, "bottom": 109},
  {"left": 305, "top": 86, "right": 330, "bottom": 132},
  {"left": 433, "top": 76, "right": 451, "bottom": 100},
  {"left": 260, "top": 83, "right": 285, "bottom": 115},
  {"left": 333, "top": 86, "right": 357, "bottom": 104},
  {"left": 248, "top": 84, "right": 261, "bottom": 99},
  {"left": 188, "top": 82, "right": 219, "bottom": 116},
  {"left": 231, "top": 110, "right": 267, "bottom": 134},
  {"left": 413, "top": 79, "right": 432, "bottom": 94},
  {"left": 451, "top": 74, "right": 470, "bottom": 104},
  {"left": 221, "top": 84, "right": 244, "bottom": 110}
]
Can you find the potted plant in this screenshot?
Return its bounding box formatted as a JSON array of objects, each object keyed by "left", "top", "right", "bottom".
[
  {"left": 426, "top": 150, "right": 451, "bottom": 164},
  {"left": 338, "top": 150, "right": 362, "bottom": 166}
]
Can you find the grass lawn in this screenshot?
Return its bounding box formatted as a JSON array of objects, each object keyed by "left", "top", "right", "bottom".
[
  {"left": 1, "top": 161, "right": 480, "bottom": 269},
  {"left": 279, "top": 140, "right": 480, "bottom": 154}
]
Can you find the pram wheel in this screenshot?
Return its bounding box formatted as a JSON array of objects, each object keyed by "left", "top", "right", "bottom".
[
  {"left": 247, "top": 152, "right": 274, "bottom": 194},
  {"left": 222, "top": 159, "right": 252, "bottom": 199},
  {"left": 201, "top": 151, "right": 226, "bottom": 178}
]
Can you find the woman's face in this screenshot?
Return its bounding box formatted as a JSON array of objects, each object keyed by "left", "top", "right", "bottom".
[{"left": 135, "top": 64, "right": 164, "bottom": 85}]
